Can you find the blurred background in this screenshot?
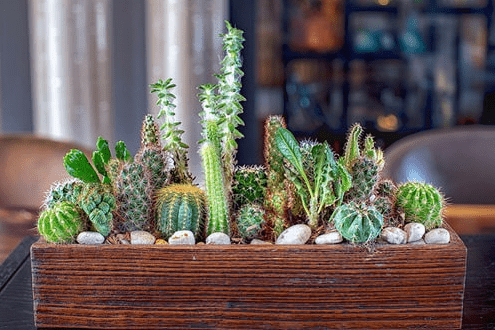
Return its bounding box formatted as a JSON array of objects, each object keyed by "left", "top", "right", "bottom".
[{"left": 1, "top": 0, "right": 495, "bottom": 176}]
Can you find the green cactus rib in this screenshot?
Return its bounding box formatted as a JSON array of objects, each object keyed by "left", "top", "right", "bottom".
[
  {"left": 38, "top": 201, "right": 86, "bottom": 243},
  {"left": 78, "top": 183, "right": 115, "bottom": 236},
  {"left": 236, "top": 203, "right": 265, "bottom": 240},
  {"left": 333, "top": 202, "right": 383, "bottom": 244},
  {"left": 44, "top": 179, "right": 84, "bottom": 208},
  {"left": 201, "top": 142, "right": 230, "bottom": 236},
  {"left": 155, "top": 184, "right": 207, "bottom": 240},
  {"left": 395, "top": 182, "right": 445, "bottom": 230}
]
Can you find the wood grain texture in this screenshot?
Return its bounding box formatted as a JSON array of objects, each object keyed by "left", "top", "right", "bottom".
[{"left": 31, "top": 223, "right": 467, "bottom": 329}]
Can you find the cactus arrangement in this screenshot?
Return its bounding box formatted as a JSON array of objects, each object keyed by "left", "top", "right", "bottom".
[{"left": 37, "top": 21, "right": 447, "bottom": 247}]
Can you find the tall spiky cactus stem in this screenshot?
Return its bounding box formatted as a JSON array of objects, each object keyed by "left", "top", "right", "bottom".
[
  {"left": 135, "top": 115, "right": 173, "bottom": 191},
  {"left": 78, "top": 183, "right": 115, "bottom": 237},
  {"left": 373, "top": 179, "right": 399, "bottom": 227},
  {"left": 201, "top": 141, "right": 230, "bottom": 236},
  {"left": 333, "top": 202, "right": 383, "bottom": 244},
  {"left": 342, "top": 123, "right": 363, "bottom": 170},
  {"left": 150, "top": 78, "right": 193, "bottom": 185},
  {"left": 346, "top": 158, "right": 379, "bottom": 202},
  {"left": 263, "top": 115, "right": 291, "bottom": 237},
  {"left": 395, "top": 182, "right": 445, "bottom": 230},
  {"left": 38, "top": 201, "right": 86, "bottom": 243},
  {"left": 155, "top": 184, "right": 207, "bottom": 240},
  {"left": 113, "top": 162, "right": 154, "bottom": 233}
]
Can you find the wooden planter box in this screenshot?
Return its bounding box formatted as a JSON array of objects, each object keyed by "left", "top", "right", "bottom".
[{"left": 31, "top": 223, "right": 467, "bottom": 329}]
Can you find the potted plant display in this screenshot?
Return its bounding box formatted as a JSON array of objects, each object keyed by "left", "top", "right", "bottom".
[{"left": 31, "top": 21, "right": 466, "bottom": 329}]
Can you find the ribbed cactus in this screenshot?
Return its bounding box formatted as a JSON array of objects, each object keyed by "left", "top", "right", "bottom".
[
  {"left": 232, "top": 165, "right": 267, "bottom": 210},
  {"left": 395, "top": 182, "right": 445, "bottom": 230},
  {"left": 333, "top": 202, "right": 383, "bottom": 243},
  {"left": 78, "top": 183, "right": 116, "bottom": 237},
  {"left": 38, "top": 201, "right": 86, "bottom": 243},
  {"left": 135, "top": 114, "right": 173, "bottom": 191},
  {"left": 372, "top": 179, "right": 399, "bottom": 227},
  {"left": 346, "top": 158, "right": 379, "bottom": 202},
  {"left": 155, "top": 184, "right": 207, "bottom": 240},
  {"left": 235, "top": 203, "right": 265, "bottom": 241},
  {"left": 113, "top": 162, "right": 154, "bottom": 233},
  {"left": 44, "top": 179, "right": 85, "bottom": 208},
  {"left": 201, "top": 141, "right": 230, "bottom": 235}
]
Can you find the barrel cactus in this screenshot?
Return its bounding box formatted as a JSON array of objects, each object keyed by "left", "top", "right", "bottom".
[
  {"left": 333, "top": 202, "right": 383, "bottom": 243},
  {"left": 155, "top": 184, "right": 207, "bottom": 240},
  {"left": 232, "top": 165, "right": 267, "bottom": 210},
  {"left": 395, "top": 182, "right": 445, "bottom": 230},
  {"left": 235, "top": 203, "right": 265, "bottom": 241},
  {"left": 38, "top": 201, "right": 86, "bottom": 243},
  {"left": 44, "top": 178, "right": 85, "bottom": 208}
]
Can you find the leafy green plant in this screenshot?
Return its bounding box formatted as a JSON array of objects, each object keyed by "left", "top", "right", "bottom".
[{"left": 275, "top": 127, "right": 351, "bottom": 229}]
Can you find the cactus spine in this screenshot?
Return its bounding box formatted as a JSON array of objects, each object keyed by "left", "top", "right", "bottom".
[
  {"left": 395, "top": 182, "right": 445, "bottom": 230},
  {"left": 333, "top": 202, "right": 383, "bottom": 243},
  {"left": 235, "top": 203, "right": 265, "bottom": 241},
  {"left": 232, "top": 165, "right": 267, "bottom": 211},
  {"left": 38, "top": 201, "right": 86, "bottom": 243},
  {"left": 44, "top": 179, "right": 85, "bottom": 208},
  {"left": 155, "top": 184, "right": 207, "bottom": 240}
]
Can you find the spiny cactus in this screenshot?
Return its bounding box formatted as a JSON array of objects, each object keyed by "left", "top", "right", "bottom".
[
  {"left": 395, "top": 182, "right": 445, "bottom": 230},
  {"left": 235, "top": 203, "right": 265, "bottom": 241},
  {"left": 155, "top": 184, "right": 207, "bottom": 240},
  {"left": 78, "top": 183, "right": 115, "bottom": 236},
  {"left": 44, "top": 178, "right": 85, "bottom": 208},
  {"left": 135, "top": 114, "right": 173, "bottom": 191},
  {"left": 113, "top": 162, "right": 154, "bottom": 233},
  {"left": 333, "top": 202, "right": 383, "bottom": 244},
  {"left": 201, "top": 141, "right": 230, "bottom": 236},
  {"left": 38, "top": 201, "right": 86, "bottom": 243},
  {"left": 372, "top": 179, "right": 399, "bottom": 227},
  {"left": 264, "top": 189, "right": 289, "bottom": 238},
  {"left": 232, "top": 165, "right": 267, "bottom": 210}
]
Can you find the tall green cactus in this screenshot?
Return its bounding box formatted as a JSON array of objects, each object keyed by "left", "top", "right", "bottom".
[
  {"left": 38, "top": 201, "right": 86, "bottom": 243},
  {"left": 201, "top": 141, "right": 230, "bottom": 236},
  {"left": 395, "top": 182, "right": 445, "bottom": 230},
  {"left": 333, "top": 202, "right": 383, "bottom": 244},
  {"left": 155, "top": 184, "right": 207, "bottom": 240}
]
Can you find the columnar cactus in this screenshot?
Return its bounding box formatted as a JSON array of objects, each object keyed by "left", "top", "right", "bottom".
[
  {"left": 395, "top": 182, "right": 445, "bottom": 230},
  {"left": 38, "top": 201, "right": 86, "bottom": 243},
  {"left": 333, "top": 202, "right": 383, "bottom": 244},
  {"left": 372, "top": 179, "right": 399, "bottom": 227},
  {"left": 113, "top": 162, "right": 154, "bottom": 233},
  {"left": 155, "top": 184, "right": 207, "bottom": 240},
  {"left": 78, "top": 183, "right": 116, "bottom": 236},
  {"left": 235, "top": 203, "right": 265, "bottom": 241},
  {"left": 232, "top": 165, "right": 267, "bottom": 210}
]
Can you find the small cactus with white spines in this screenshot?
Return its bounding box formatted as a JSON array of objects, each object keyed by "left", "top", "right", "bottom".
[
  {"left": 38, "top": 201, "right": 86, "bottom": 243},
  {"left": 235, "top": 203, "right": 265, "bottom": 241},
  {"left": 232, "top": 165, "right": 267, "bottom": 210}
]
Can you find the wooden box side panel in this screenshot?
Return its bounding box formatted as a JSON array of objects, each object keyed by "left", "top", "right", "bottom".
[{"left": 31, "top": 225, "right": 466, "bottom": 329}]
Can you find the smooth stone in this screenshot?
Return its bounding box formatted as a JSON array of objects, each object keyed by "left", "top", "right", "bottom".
[
  {"left": 410, "top": 239, "right": 426, "bottom": 245},
  {"left": 206, "top": 232, "right": 231, "bottom": 245},
  {"left": 77, "top": 231, "right": 105, "bottom": 245},
  {"left": 250, "top": 239, "right": 272, "bottom": 245},
  {"left": 424, "top": 228, "right": 450, "bottom": 244},
  {"left": 155, "top": 238, "right": 168, "bottom": 245},
  {"left": 276, "top": 224, "right": 311, "bottom": 245},
  {"left": 404, "top": 222, "right": 426, "bottom": 243},
  {"left": 131, "top": 231, "right": 156, "bottom": 245},
  {"left": 168, "top": 230, "right": 195, "bottom": 245},
  {"left": 381, "top": 227, "right": 407, "bottom": 244},
  {"left": 315, "top": 231, "right": 343, "bottom": 245}
]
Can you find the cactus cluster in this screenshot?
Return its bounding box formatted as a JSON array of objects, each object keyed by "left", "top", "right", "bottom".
[{"left": 37, "top": 21, "right": 447, "bottom": 247}]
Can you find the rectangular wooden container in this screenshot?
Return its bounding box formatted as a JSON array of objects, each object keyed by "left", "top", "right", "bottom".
[{"left": 31, "top": 223, "right": 467, "bottom": 329}]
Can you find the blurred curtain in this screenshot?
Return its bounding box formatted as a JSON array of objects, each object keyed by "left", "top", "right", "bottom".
[
  {"left": 146, "top": 0, "right": 227, "bottom": 181},
  {"left": 29, "top": 0, "right": 113, "bottom": 148}
]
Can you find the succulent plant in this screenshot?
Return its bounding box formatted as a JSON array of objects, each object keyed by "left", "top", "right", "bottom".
[
  {"left": 155, "top": 184, "right": 207, "bottom": 240},
  {"left": 395, "top": 182, "right": 445, "bottom": 230},
  {"left": 235, "top": 203, "right": 265, "bottom": 241},
  {"left": 78, "top": 183, "right": 116, "bottom": 237},
  {"left": 38, "top": 201, "right": 86, "bottom": 243},
  {"left": 44, "top": 178, "right": 85, "bottom": 208},
  {"left": 113, "top": 161, "right": 154, "bottom": 233},
  {"left": 333, "top": 202, "right": 383, "bottom": 244},
  {"left": 232, "top": 165, "right": 267, "bottom": 210},
  {"left": 372, "top": 179, "right": 399, "bottom": 227}
]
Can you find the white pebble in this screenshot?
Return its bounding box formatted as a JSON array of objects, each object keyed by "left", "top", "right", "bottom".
[
  {"left": 77, "top": 231, "right": 105, "bottom": 245},
  {"left": 276, "top": 224, "right": 311, "bottom": 245},
  {"left": 168, "top": 230, "right": 195, "bottom": 245},
  {"left": 424, "top": 228, "right": 450, "bottom": 244},
  {"left": 315, "top": 231, "right": 343, "bottom": 245},
  {"left": 130, "top": 231, "right": 156, "bottom": 245},
  {"left": 404, "top": 223, "right": 426, "bottom": 243},
  {"left": 206, "top": 232, "right": 231, "bottom": 245},
  {"left": 250, "top": 239, "right": 272, "bottom": 245},
  {"left": 380, "top": 227, "right": 407, "bottom": 244}
]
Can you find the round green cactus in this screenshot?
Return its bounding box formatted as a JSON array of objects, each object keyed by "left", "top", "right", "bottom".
[
  {"left": 155, "top": 184, "right": 207, "bottom": 240},
  {"left": 333, "top": 202, "right": 383, "bottom": 243},
  {"left": 44, "top": 179, "right": 85, "bottom": 208},
  {"left": 232, "top": 165, "right": 267, "bottom": 209},
  {"left": 395, "top": 182, "right": 445, "bottom": 230},
  {"left": 235, "top": 203, "right": 265, "bottom": 241},
  {"left": 38, "top": 201, "right": 86, "bottom": 243}
]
